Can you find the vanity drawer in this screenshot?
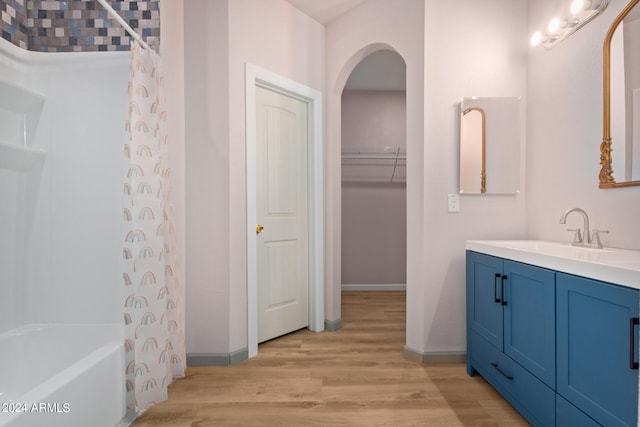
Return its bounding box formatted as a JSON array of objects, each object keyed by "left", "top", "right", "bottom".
[
  {"left": 469, "top": 330, "right": 555, "bottom": 427},
  {"left": 556, "top": 395, "right": 600, "bottom": 427}
]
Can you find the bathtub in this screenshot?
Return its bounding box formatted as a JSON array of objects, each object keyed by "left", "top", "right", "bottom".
[{"left": 0, "top": 323, "right": 126, "bottom": 427}]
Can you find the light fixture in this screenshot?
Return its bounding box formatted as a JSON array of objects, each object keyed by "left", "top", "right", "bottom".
[
  {"left": 530, "top": 31, "right": 543, "bottom": 46},
  {"left": 571, "top": 0, "right": 586, "bottom": 14},
  {"left": 531, "top": 0, "right": 609, "bottom": 49},
  {"left": 571, "top": 0, "right": 606, "bottom": 12}
]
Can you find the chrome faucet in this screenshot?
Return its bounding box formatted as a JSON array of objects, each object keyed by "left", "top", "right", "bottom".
[{"left": 559, "top": 208, "right": 608, "bottom": 248}]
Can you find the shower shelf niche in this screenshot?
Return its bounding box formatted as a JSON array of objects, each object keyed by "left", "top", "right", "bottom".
[
  {"left": 0, "top": 79, "right": 46, "bottom": 171},
  {"left": 0, "top": 141, "right": 46, "bottom": 171}
]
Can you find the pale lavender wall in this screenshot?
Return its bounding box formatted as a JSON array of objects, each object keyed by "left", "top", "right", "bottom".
[
  {"left": 167, "top": 0, "right": 640, "bottom": 362},
  {"left": 421, "top": 0, "right": 527, "bottom": 353},
  {"left": 226, "top": 0, "right": 325, "bottom": 352},
  {"left": 325, "top": 0, "right": 426, "bottom": 346},
  {"left": 526, "top": 0, "right": 640, "bottom": 250},
  {"left": 341, "top": 90, "right": 406, "bottom": 285},
  {"left": 184, "top": 0, "right": 231, "bottom": 355},
  {"left": 180, "top": 0, "right": 530, "bottom": 358},
  {"left": 161, "top": 0, "right": 186, "bottom": 338},
  {"left": 183, "top": 0, "right": 325, "bottom": 355},
  {"left": 326, "top": 0, "right": 527, "bottom": 356}
]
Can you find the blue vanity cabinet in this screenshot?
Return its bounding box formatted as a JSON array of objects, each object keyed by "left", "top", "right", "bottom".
[
  {"left": 468, "top": 248, "right": 640, "bottom": 427},
  {"left": 557, "top": 273, "right": 639, "bottom": 427},
  {"left": 466, "top": 251, "right": 556, "bottom": 426},
  {"left": 466, "top": 251, "right": 504, "bottom": 352},
  {"left": 556, "top": 395, "right": 601, "bottom": 427},
  {"left": 503, "top": 259, "right": 556, "bottom": 387}
]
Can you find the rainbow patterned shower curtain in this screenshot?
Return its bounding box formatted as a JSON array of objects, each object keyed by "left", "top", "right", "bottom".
[{"left": 122, "top": 40, "right": 185, "bottom": 413}]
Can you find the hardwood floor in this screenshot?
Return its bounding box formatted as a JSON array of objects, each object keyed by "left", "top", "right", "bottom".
[{"left": 132, "top": 291, "right": 529, "bottom": 426}]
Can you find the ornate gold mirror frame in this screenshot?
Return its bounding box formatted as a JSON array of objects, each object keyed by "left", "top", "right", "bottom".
[
  {"left": 600, "top": 0, "right": 640, "bottom": 188},
  {"left": 461, "top": 107, "right": 487, "bottom": 193}
]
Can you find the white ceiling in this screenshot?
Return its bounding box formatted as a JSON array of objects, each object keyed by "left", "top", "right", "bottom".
[{"left": 285, "top": 0, "right": 367, "bottom": 25}]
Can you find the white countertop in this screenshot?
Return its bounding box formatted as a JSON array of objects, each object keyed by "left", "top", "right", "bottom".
[{"left": 466, "top": 240, "right": 640, "bottom": 290}]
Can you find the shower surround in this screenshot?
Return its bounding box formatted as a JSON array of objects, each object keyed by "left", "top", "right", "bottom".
[{"left": 0, "top": 33, "right": 129, "bottom": 426}]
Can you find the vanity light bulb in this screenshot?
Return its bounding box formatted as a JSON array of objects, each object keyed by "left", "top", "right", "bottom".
[
  {"left": 530, "top": 32, "right": 542, "bottom": 46},
  {"left": 548, "top": 17, "right": 561, "bottom": 33},
  {"left": 570, "top": 0, "right": 585, "bottom": 14},
  {"left": 585, "top": 0, "right": 600, "bottom": 11}
]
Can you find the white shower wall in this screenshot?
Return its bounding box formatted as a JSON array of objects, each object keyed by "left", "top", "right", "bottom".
[
  {"left": 0, "top": 38, "right": 129, "bottom": 333},
  {"left": 0, "top": 167, "right": 26, "bottom": 332}
]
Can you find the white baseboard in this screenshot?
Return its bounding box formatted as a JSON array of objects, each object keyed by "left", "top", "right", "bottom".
[{"left": 341, "top": 284, "right": 406, "bottom": 291}]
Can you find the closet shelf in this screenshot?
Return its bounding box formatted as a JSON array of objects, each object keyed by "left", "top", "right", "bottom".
[
  {"left": 341, "top": 146, "right": 406, "bottom": 182},
  {"left": 341, "top": 146, "right": 406, "bottom": 160}
]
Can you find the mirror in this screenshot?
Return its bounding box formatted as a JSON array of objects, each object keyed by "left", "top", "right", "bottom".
[
  {"left": 600, "top": 0, "right": 640, "bottom": 188},
  {"left": 460, "top": 107, "right": 486, "bottom": 193},
  {"left": 459, "top": 97, "right": 521, "bottom": 194}
]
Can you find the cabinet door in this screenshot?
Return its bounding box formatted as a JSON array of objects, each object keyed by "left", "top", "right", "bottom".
[
  {"left": 557, "top": 273, "right": 639, "bottom": 427},
  {"left": 467, "top": 251, "right": 504, "bottom": 350},
  {"left": 503, "top": 260, "right": 555, "bottom": 388}
]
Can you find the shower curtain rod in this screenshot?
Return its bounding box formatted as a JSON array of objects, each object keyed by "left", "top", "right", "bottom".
[{"left": 96, "top": 0, "right": 151, "bottom": 51}]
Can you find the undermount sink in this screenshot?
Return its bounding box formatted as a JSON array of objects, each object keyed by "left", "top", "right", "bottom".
[
  {"left": 501, "top": 240, "right": 597, "bottom": 250},
  {"left": 608, "top": 260, "right": 640, "bottom": 270},
  {"left": 466, "top": 240, "right": 640, "bottom": 290},
  {"left": 491, "top": 239, "right": 608, "bottom": 252}
]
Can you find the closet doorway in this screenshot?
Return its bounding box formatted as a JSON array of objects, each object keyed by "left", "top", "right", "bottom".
[{"left": 341, "top": 50, "right": 407, "bottom": 293}]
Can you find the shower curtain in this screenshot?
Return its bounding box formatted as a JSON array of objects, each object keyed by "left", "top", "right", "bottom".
[{"left": 122, "top": 41, "right": 185, "bottom": 413}]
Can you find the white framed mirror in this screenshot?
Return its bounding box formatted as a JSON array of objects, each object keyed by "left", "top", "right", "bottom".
[{"left": 459, "top": 97, "right": 521, "bottom": 194}]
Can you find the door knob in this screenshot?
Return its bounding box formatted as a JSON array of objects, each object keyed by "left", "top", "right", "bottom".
[{"left": 256, "top": 224, "right": 265, "bottom": 234}]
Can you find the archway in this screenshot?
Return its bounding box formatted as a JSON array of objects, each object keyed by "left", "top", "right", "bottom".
[
  {"left": 340, "top": 50, "right": 407, "bottom": 292},
  {"left": 326, "top": 43, "right": 411, "bottom": 335}
]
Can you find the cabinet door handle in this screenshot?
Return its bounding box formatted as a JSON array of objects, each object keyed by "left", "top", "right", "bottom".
[
  {"left": 500, "top": 275, "right": 508, "bottom": 306},
  {"left": 630, "top": 317, "right": 639, "bottom": 370},
  {"left": 491, "top": 362, "right": 514, "bottom": 380},
  {"left": 494, "top": 273, "right": 501, "bottom": 303}
]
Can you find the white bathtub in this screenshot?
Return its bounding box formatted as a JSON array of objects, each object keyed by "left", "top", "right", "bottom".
[{"left": 0, "top": 323, "right": 126, "bottom": 427}]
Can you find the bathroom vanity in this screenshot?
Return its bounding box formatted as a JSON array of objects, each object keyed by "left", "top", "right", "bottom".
[{"left": 466, "top": 240, "right": 640, "bottom": 427}]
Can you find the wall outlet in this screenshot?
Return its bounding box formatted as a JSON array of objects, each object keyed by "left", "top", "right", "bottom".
[{"left": 448, "top": 194, "right": 460, "bottom": 213}]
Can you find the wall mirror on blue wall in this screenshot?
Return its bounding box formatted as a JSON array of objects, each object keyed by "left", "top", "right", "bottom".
[{"left": 459, "top": 97, "right": 521, "bottom": 195}]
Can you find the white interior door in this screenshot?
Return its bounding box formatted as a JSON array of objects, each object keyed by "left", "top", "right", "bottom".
[{"left": 255, "top": 85, "right": 309, "bottom": 343}]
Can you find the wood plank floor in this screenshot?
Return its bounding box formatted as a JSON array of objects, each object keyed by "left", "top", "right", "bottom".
[{"left": 132, "top": 291, "right": 529, "bottom": 426}]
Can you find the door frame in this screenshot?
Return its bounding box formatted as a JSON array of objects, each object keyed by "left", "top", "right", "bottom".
[{"left": 245, "top": 63, "right": 324, "bottom": 358}]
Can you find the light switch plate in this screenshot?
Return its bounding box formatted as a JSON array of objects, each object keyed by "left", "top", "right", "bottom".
[{"left": 448, "top": 194, "right": 460, "bottom": 213}]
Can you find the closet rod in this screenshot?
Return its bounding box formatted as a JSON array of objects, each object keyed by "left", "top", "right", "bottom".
[
  {"left": 341, "top": 154, "right": 407, "bottom": 160},
  {"left": 341, "top": 146, "right": 406, "bottom": 160},
  {"left": 341, "top": 146, "right": 406, "bottom": 182}
]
